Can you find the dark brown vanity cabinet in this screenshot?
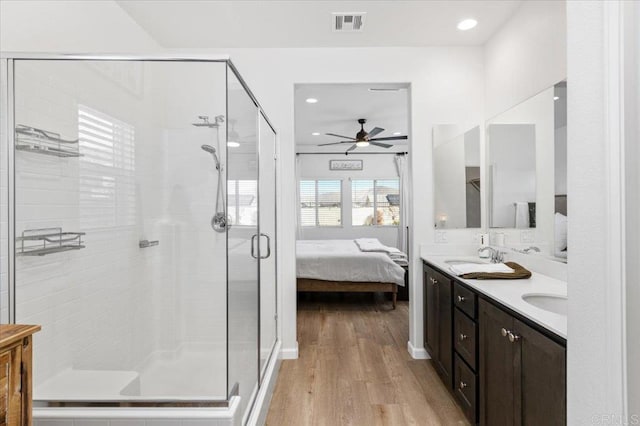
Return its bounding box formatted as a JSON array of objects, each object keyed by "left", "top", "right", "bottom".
[
  {"left": 423, "top": 264, "right": 453, "bottom": 387},
  {"left": 422, "top": 260, "right": 566, "bottom": 426},
  {"left": 479, "top": 299, "right": 566, "bottom": 426}
]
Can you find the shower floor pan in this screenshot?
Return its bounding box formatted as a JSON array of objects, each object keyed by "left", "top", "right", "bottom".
[{"left": 35, "top": 347, "right": 227, "bottom": 402}]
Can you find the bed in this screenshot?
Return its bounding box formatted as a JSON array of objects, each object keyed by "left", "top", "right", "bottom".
[{"left": 296, "top": 239, "right": 406, "bottom": 309}]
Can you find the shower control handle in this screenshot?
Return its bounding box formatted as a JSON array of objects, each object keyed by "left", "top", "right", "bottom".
[
  {"left": 139, "top": 240, "right": 159, "bottom": 248},
  {"left": 260, "top": 233, "right": 271, "bottom": 259}
]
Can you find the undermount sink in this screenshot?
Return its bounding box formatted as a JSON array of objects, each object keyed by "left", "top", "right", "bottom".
[
  {"left": 444, "top": 259, "right": 487, "bottom": 265},
  {"left": 522, "top": 294, "right": 567, "bottom": 316}
]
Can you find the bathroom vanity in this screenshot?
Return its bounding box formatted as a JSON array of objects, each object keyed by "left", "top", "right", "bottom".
[
  {"left": 422, "top": 256, "right": 566, "bottom": 426},
  {"left": 0, "top": 324, "right": 40, "bottom": 425}
]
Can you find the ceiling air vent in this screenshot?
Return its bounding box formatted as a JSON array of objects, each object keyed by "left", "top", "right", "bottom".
[{"left": 332, "top": 12, "right": 366, "bottom": 32}]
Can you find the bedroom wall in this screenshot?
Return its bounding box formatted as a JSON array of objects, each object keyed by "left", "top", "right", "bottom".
[{"left": 297, "top": 153, "right": 401, "bottom": 248}]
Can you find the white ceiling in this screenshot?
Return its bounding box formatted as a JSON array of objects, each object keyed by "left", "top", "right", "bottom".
[
  {"left": 117, "top": 0, "right": 522, "bottom": 48},
  {"left": 295, "top": 83, "right": 409, "bottom": 153}
]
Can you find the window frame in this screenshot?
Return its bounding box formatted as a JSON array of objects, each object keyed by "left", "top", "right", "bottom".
[
  {"left": 299, "top": 179, "right": 343, "bottom": 228},
  {"left": 351, "top": 178, "right": 400, "bottom": 228},
  {"left": 227, "top": 179, "right": 258, "bottom": 227}
]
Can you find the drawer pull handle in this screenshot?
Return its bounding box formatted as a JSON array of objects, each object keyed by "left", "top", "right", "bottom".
[
  {"left": 430, "top": 277, "right": 438, "bottom": 285},
  {"left": 501, "top": 328, "right": 509, "bottom": 337},
  {"left": 459, "top": 333, "right": 467, "bottom": 341},
  {"left": 508, "top": 332, "right": 521, "bottom": 343},
  {"left": 459, "top": 381, "right": 468, "bottom": 390},
  {"left": 457, "top": 295, "right": 465, "bottom": 303}
]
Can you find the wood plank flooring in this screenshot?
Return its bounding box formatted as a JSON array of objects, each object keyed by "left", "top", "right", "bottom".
[{"left": 266, "top": 293, "right": 469, "bottom": 426}]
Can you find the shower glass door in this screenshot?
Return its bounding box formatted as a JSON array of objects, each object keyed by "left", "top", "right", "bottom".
[
  {"left": 9, "top": 59, "right": 229, "bottom": 403},
  {"left": 226, "top": 66, "right": 260, "bottom": 421}
]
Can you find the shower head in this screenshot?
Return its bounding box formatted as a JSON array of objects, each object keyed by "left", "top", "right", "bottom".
[
  {"left": 192, "top": 115, "right": 225, "bottom": 128},
  {"left": 201, "top": 144, "right": 221, "bottom": 170},
  {"left": 201, "top": 144, "right": 216, "bottom": 155}
]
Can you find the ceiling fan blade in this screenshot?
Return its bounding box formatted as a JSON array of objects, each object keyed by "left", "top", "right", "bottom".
[
  {"left": 369, "top": 141, "right": 393, "bottom": 149},
  {"left": 326, "top": 133, "right": 357, "bottom": 140},
  {"left": 346, "top": 144, "right": 358, "bottom": 152},
  {"left": 367, "top": 127, "right": 385, "bottom": 138},
  {"left": 318, "top": 141, "right": 354, "bottom": 146},
  {"left": 368, "top": 135, "right": 408, "bottom": 142}
]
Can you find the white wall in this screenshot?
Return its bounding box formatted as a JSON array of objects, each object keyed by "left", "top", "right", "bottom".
[
  {"left": 567, "top": 1, "right": 626, "bottom": 422},
  {"left": 297, "top": 153, "right": 401, "bottom": 247},
  {"left": 624, "top": 0, "right": 640, "bottom": 419},
  {"left": 0, "top": 0, "right": 160, "bottom": 52},
  {"left": 484, "top": 0, "right": 567, "bottom": 119}
]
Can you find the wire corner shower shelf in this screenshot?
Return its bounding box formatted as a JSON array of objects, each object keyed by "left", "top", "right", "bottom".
[
  {"left": 17, "top": 228, "right": 86, "bottom": 256},
  {"left": 15, "top": 124, "right": 82, "bottom": 158}
]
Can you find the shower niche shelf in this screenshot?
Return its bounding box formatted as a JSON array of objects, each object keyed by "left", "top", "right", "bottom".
[
  {"left": 15, "top": 124, "right": 82, "bottom": 158},
  {"left": 17, "top": 228, "right": 86, "bottom": 256}
]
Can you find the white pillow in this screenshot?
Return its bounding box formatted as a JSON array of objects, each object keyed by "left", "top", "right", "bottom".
[{"left": 554, "top": 212, "right": 568, "bottom": 255}]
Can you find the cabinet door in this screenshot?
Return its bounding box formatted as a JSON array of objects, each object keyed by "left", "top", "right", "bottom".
[
  {"left": 423, "top": 266, "right": 439, "bottom": 359},
  {"left": 514, "top": 319, "right": 566, "bottom": 426},
  {"left": 435, "top": 271, "right": 453, "bottom": 387},
  {"left": 479, "top": 299, "right": 515, "bottom": 426}
]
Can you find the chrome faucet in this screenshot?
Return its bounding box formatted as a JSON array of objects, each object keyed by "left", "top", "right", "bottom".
[{"left": 478, "top": 246, "right": 506, "bottom": 263}]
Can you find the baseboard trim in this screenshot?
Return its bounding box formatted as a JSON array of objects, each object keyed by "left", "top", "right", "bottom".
[
  {"left": 280, "top": 342, "right": 298, "bottom": 359},
  {"left": 408, "top": 341, "right": 430, "bottom": 359},
  {"left": 247, "top": 340, "right": 282, "bottom": 426}
]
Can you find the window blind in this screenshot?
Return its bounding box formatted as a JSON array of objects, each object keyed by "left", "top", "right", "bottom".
[
  {"left": 299, "top": 180, "right": 341, "bottom": 227},
  {"left": 78, "top": 105, "right": 135, "bottom": 229}
]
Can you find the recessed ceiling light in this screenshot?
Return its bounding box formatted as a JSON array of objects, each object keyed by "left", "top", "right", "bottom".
[
  {"left": 457, "top": 19, "right": 477, "bottom": 31},
  {"left": 393, "top": 132, "right": 402, "bottom": 136},
  {"left": 312, "top": 132, "right": 321, "bottom": 136},
  {"left": 305, "top": 98, "right": 318, "bottom": 104},
  {"left": 554, "top": 96, "right": 560, "bottom": 101},
  {"left": 227, "top": 141, "right": 240, "bottom": 148}
]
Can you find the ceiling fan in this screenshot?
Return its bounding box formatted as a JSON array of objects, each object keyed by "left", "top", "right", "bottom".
[{"left": 318, "top": 118, "right": 408, "bottom": 153}]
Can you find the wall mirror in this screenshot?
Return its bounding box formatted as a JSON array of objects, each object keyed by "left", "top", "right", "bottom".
[
  {"left": 486, "top": 81, "right": 567, "bottom": 261},
  {"left": 433, "top": 124, "right": 481, "bottom": 229}
]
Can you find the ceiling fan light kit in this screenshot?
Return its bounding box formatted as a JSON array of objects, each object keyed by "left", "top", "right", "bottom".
[{"left": 318, "top": 118, "right": 408, "bottom": 153}]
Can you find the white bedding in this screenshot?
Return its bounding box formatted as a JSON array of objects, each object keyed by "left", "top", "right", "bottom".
[{"left": 296, "top": 240, "right": 406, "bottom": 286}]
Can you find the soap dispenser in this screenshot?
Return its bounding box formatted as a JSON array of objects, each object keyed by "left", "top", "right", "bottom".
[{"left": 479, "top": 233, "right": 490, "bottom": 258}]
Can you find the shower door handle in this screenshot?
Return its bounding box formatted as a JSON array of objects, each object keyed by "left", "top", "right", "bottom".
[
  {"left": 259, "top": 233, "right": 271, "bottom": 259},
  {"left": 251, "top": 234, "right": 258, "bottom": 259}
]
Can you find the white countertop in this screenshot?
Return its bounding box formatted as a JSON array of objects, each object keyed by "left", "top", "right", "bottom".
[{"left": 421, "top": 254, "right": 567, "bottom": 340}]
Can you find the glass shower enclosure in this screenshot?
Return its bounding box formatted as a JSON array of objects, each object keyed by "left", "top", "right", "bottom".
[{"left": 0, "top": 55, "right": 277, "bottom": 423}]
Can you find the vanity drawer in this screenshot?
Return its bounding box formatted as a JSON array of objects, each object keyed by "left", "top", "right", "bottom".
[
  {"left": 454, "top": 353, "right": 478, "bottom": 425},
  {"left": 454, "top": 282, "right": 477, "bottom": 319},
  {"left": 454, "top": 308, "right": 477, "bottom": 370}
]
